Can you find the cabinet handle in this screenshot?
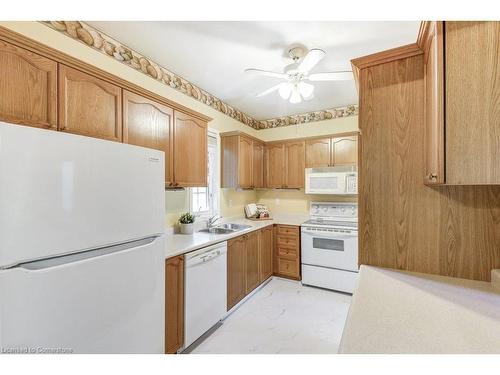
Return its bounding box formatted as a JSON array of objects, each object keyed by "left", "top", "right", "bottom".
[{"left": 427, "top": 173, "right": 438, "bottom": 181}]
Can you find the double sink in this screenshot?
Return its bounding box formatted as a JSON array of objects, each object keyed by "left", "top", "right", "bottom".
[{"left": 199, "top": 223, "right": 252, "bottom": 235}]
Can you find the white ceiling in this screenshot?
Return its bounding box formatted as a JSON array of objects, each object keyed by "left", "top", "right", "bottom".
[{"left": 87, "top": 21, "right": 420, "bottom": 120}]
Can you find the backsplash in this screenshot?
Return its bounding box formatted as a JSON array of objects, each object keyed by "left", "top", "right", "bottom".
[
  {"left": 165, "top": 188, "right": 356, "bottom": 228},
  {"left": 257, "top": 190, "right": 357, "bottom": 214}
]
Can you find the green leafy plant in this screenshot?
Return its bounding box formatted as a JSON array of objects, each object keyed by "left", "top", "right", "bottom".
[{"left": 179, "top": 212, "right": 195, "bottom": 224}]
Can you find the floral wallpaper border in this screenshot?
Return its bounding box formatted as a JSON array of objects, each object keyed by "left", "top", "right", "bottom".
[{"left": 42, "top": 21, "right": 358, "bottom": 130}]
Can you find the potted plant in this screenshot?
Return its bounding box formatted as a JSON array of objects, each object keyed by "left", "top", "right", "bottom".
[{"left": 178, "top": 212, "right": 195, "bottom": 235}]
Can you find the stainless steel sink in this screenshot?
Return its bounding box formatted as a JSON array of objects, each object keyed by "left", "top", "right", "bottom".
[
  {"left": 198, "top": 223, "right": 252, "bottom": 234},
  {"left": 217, "top": 223, "right": 252, "bottom": 231},
  {"left": 198, "top": 227, "right": 235, "bottom": 234}
]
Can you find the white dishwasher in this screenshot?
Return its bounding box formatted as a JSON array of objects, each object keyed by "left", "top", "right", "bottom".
[{"left": 184, "top": 241, "right": 227, "bottom": 349}]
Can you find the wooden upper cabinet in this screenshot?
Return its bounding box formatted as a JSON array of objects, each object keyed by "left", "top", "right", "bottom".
[
  {"left": 266, "top": 143, "right": 285, "bottom": 188},
  {"left": 0, "top": 40, "right": 57, "bottom": 129},
  {"left": 245, "top": 231, "right": 260, "bottom": 294},
  {"left": 173, "top": 111, "right": 207, "bottom": 187},
  {"left": 285, "top": 141, "right": 305, "bottom": 188},
  {"left": 227, "top": 236, "right": 247, "bottom": 310},
  {"left": 424, "top": 21, "right": 445, "bottom": 185},
  {"left": 165, "top": 255, "right": 184, "bottom": 354},
  {"left": 252, "top": 142, "right": 265, "bottom": 188},
  {"left": 332, "top": 136, "right": 357, "bottom": 166},
  {"left": 259, "top": 226, "right": 273, "bottom": 283},
  {"left": 59, "top": 65, "right": 122, "bottom": 141},
  {"left": 238, "top": 136, "right": 253, "bottom": 188},
  {"left": 445, "top": 21, "right": 500, "bottom": 185},
  {"left": 123, "top": 90, "right": 173, "bottom": 185},
  {"left": 220, "top": 133, "right": 265, "bottom": 189},
  {"left": 305, "top": 138, "right": 331, "bottom": 168}
]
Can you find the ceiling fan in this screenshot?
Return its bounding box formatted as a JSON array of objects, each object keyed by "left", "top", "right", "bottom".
[{"left": 245, "top": 47, "right": 352, "bottom": 104}]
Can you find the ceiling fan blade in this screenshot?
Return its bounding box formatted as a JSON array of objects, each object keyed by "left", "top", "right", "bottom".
[
  {"left": 245, "top": 68, "right": 287, "bottom": 79},
  {"left": 308, "top": 71, "right": 353, "bottom": 81},
  {"left": 298, "top": 49, "right": 326, "bottom": 73},
  {"left": 256, "top": 83, "right": 283, "bottom": 97}
]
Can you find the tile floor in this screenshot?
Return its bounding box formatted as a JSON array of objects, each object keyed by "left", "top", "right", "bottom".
[{"left": 190, "top": 277, "right": 352, "bottom": 354}]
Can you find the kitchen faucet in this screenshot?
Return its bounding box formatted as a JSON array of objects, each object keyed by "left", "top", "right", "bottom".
[{"left": 207, "top": 215, "right": 222, "bottom": 229}]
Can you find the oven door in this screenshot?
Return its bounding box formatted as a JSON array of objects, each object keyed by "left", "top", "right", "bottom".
[{"left": 301, "top": 227, "right": 358, "bottom": 272}]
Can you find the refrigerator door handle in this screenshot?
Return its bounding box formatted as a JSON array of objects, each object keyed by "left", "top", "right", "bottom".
[{"left": 12, "top": 236, "right": 159, "bottom": 271}]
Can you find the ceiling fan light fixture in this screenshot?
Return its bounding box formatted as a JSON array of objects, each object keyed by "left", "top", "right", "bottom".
[
  {"left": 279, "top": 82, "right": 293, "bottom": 100},
  {"left": 298, "top": 81, "right": 314, "bottom": 100},
  {"left": 289, "top": 87, "right": 302, "bottom": 104}
]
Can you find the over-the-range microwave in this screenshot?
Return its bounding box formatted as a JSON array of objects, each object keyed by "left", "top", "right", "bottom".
[{"left": 305, "top": 168, "right": 358, "bottom": 195}]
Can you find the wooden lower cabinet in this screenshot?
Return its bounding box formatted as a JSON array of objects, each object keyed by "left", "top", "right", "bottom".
[
  {"left": 259, "top": 226, "right": 273, "bottom": 282},
  {"left": 245, "top": 231, "right": 260, "bottom": 294},
  {"left": 227, "top": 236, "right": 247, "bottom": 310},
  {"left": 165, "top": 255, "right": 184, "bottom": 354},
  {"left": 227, "top": 226, "right": 275, "bottom": 311},
  {"left": 274, "top": 225, "right": 301, "bottom": 280}
]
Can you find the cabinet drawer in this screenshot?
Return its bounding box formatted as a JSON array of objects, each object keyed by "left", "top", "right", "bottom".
[
  {"left": 276, "top": 235, "right": 299, "bottom": 248},
  {"left": 277, "top": 245, "right": 297, "bottom": 259},
  {"left": 277, "top": 258, "right": 299, "bottom": 278},
  {"left": 277, "top": 225, "right": 299, "bottom": 237}
]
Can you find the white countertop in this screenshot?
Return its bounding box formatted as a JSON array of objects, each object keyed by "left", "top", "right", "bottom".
[
  {"left": 339, "top": 265, "right": 500, "bottom": 354},
  {"left": 164, "top": 213, "right": 309, "bottom": 259}
]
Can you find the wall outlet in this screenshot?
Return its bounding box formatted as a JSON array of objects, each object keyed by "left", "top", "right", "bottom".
[
  {"left": 229, "top": 199, "right": 233, "bottom": 207},
  {"left": 275, "top": 198, "right": 280, "bottom": 206}
]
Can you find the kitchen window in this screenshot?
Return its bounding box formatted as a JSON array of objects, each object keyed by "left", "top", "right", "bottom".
[{"left": 189, "top": 131, "right": 219, "bottom": 218}]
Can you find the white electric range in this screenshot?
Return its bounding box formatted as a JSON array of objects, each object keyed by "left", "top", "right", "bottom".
[{"left": 301, "top": 202, "right": 359, "bottom": 294}]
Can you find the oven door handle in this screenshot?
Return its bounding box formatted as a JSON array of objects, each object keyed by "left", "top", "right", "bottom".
[{"left": 301, "top": 231, "right": 357, "bottom": 240}]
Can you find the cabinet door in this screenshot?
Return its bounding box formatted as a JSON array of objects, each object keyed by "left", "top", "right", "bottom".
[
  {"left": 424, "top": 22, "right": 445, "bottom": 185},
  {"left": 238, "top": 136, "right": 253, "bottom": 188},
  {"left": 0, "top": 40, "right": 57, "bottom": 129},
  {"left": 445, "top": 21, "right": 500, "bottom": 184},
  {"left": 332, "top": 136, "right": 357, "bottom": 166},
  {"left": 123, "top": 90, "right": 173, "bottom": 185},
  {"left": 59, "top": 65, "right": 122, "bottom": 142},
  {"left": 245, "top": 231, "right": 260, "bottom": 294},
  {"left": 266, "top": 143, "right": 285, "bottom": 188},
  {"left": 305, "top": 138, "right": 331, "bottom": 168},
  {"left": 165, "top": 255, "right": 184, "bottom": 354},
  {"left": 227, "top": 236, "right": 247, "bottom": 310},
  {"left": 285, "top": 141, "right": 305, "bottom": 188},
  {"left": 259, "top": 226, "right": 273, "bottom": 283},
  {"left": 252, "top": 142, "right": 265, "bottom": 188},
  {"left": 173, "top": 111, "right": 207, "bottom": 187}
]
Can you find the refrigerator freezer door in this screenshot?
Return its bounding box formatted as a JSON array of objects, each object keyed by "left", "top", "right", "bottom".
[
  {"left": 0, "top": 236, "right": 165, "bottom": 353},
  {"left": 0, "top": 122, "right": 165, "bottom": 268}
]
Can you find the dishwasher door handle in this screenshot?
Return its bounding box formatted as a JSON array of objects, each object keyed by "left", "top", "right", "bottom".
[
  {"left": 200, "top": 250, "right": 221, "bottom": 262},
  {"left": 188, "top": 250, "right": 223, "bottom": 267}
]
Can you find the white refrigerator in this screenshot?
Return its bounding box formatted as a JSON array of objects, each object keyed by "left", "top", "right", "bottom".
[{"left": 0, "top": 122, "right": 165, "bottom": 354}]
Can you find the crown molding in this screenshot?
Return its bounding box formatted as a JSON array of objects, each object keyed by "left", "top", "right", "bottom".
[
  {"left": 351, "top": 42, "right": 423, "bottom": 90},
  {"left": 351, "top": 21, "right": 426, "bottom": 89},
  {"left": 40, "top": 21, "right": 358, "bottom": 130},
  {"left": 351, "top": 43, "right": 423, "bottom": 71}
]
